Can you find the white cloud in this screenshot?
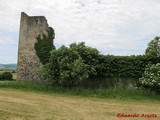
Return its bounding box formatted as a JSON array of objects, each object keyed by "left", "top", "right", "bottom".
[
  {"left": 0, "top": 56, "right": 17, "bottom": 64},
  {"left": 1, "top": 0, "right": 160, "bottom": 63},
  {"left": 0, "top": 36, "right": 16, "bottom": 45}
]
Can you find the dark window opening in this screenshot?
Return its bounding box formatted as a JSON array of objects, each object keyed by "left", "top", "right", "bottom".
[{"left": 36, "top": 20, "right": 38, "bottom": 24}]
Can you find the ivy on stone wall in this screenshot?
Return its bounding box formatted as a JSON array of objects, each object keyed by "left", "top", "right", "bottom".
[{"left": 34, "top": 27, "right": 55, "bottom": 65}]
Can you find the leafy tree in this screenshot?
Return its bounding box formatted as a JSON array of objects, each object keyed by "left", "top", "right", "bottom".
[
  {"left": 145, "top": 36, "right": 160, "bottom": 58},
  {"left": 35, "top": 27, "right": 55, "bottom": 65},
  {"left": 69, "top": 42, "right": 100, "bottom": 77},
  {"left": 41, "top": 45, "right": 89, "bottom": 87}
]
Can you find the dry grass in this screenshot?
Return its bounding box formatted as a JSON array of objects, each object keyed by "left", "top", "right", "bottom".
[
  {"left": 12, "top": 73, "right": 16, "bottom": 80},
  {"left": 0, "top": 89, "right": 160, "bottom": 120}
]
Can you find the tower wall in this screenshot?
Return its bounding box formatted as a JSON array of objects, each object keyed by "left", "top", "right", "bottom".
[{"left": 17, "top": 12, "right": 49, "bottom": 80}]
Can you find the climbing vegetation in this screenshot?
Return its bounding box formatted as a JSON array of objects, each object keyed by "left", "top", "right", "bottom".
[{"left": 34, "top": 27, "right": 55, "bottom": 65}]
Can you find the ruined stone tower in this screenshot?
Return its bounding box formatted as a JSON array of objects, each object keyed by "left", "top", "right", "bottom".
[{"left": 17, "top": 12, "right": 52, "bottom": 80}]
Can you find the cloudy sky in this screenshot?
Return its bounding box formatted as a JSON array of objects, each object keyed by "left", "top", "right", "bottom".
[{"left": 0, "top": 0, "right": 160, "bottom": 63}]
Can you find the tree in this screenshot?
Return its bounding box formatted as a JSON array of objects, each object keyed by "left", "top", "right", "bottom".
[
  {"left": 69, "top": 42, "right": 100, "bottom": 77},
  {"left": 34, "top": 27, "right": 55, "bottom": 65},
  {"left": 145, "top": 36, "right": 160, "bottom": 58},
  {"left": 41, "top": 45, "right": 89, "bottom": 87}
]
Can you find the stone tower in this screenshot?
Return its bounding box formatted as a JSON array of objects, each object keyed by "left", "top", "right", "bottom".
[{"left": 17, "top": 12, "right": 51, "bottom": 80}]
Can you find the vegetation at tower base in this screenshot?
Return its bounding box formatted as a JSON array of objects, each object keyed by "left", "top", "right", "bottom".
[{"left": 34, "top": 27, "right": 55, "bottom": 65}]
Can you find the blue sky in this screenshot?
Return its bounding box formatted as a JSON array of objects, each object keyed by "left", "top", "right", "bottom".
[{"left": 0, "top": 0, "right": 160, "bottom": 63}]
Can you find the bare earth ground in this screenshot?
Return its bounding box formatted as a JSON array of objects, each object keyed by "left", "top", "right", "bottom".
[{"left": 0, "top": 89, "right": 160, "bottom": 120}]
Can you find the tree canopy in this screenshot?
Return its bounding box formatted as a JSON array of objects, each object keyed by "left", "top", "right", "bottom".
[
  {"left": 145, "top": 36, "right": 160, "bottom": 58},
  {"left": 41, "top": 43, "right": 91, "bottom": 87}
]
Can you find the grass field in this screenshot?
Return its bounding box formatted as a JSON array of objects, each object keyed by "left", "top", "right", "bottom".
[{"left": 0, "top": 89, "right": 160, "bottom": 120}]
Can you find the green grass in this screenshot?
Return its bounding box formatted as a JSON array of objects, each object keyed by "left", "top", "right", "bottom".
[{"left": 0, "top": 80, "right": 159, "bottom": 101}]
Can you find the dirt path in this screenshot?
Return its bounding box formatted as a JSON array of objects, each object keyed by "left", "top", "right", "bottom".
[{"left": 0, "top": 89, "right": 160, "bottom": 120}]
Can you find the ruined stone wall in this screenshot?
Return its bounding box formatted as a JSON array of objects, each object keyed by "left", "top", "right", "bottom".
[{"left": 17, "top": 12, "right": 49, "bottom": 80}]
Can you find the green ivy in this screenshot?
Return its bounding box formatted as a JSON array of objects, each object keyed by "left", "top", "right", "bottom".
[{"left": 34, "top": 27, "right": 55, "bottom": 65}]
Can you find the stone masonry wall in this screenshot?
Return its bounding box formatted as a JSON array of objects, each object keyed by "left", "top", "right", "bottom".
[{"left": 17, "top": 12, "right": 49, "bottom": 80}]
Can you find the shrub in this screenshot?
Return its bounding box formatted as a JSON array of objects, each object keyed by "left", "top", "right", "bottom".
[
  {"left": 139, "top": 63, "right": 160, "bottom": 93},
  {"left": 0, "top": 74, "right": 3, "bottom": 79},
  {"left": 0, "top": 72, "right": 13, "bottom": 80},
  {"left": 41, "top": 46, "right": 89, "bottom": 88},
  {"left": 69, "top": 42, "right": 100, "bottom": 77}
]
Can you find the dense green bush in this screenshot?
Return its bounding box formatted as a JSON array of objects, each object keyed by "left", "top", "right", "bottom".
[
  {"left": 41, "top": 45, "right": 89, "bottom": 87},
  {"left": 0, "top": 72, "right": 13, "bottom": 80},
  {"left": 139, "top": 63, "right": 160, "bottom": 93},
  {"left": 69, "top": 42, "right": 100, "bottom": 77},
  {"left": 0, "top": 74, "right": 3, "bottom": 79}
]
